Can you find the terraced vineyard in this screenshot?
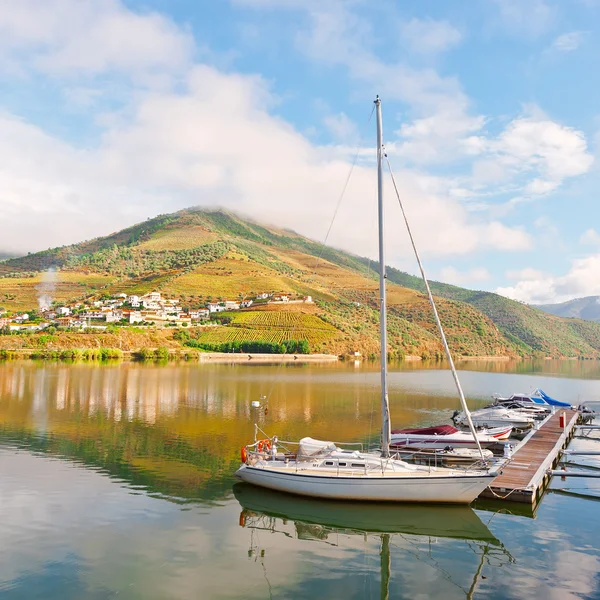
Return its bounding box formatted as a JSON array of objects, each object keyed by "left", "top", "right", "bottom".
[{"left": 195, "top": 311, "right": 339, "bottom": 346}]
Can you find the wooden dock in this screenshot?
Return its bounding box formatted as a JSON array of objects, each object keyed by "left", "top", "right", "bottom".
[{"left": 478, "top": 409, "right": 579, "bottom": 505}]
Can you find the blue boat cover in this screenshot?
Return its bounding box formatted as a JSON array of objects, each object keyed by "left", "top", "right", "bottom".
[{"left": 535, "top": 389, "right": 571, "bottom": 407}]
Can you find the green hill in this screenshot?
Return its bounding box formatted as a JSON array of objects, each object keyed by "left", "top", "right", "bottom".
[{"left": 1, "top": 207, "right": 599, "bottom": 358}]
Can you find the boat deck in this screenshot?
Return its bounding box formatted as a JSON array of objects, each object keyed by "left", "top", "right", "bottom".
[{"left": 478, "top": 409, "right": 579, "bottom": 505}]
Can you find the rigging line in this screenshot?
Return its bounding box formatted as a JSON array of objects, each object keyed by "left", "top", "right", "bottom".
[
  {"left": 383, "top": 149, "right": 485, "bottom": 462},
  {"left": 313, "top": 103, "right": 376, "bottom": 271}
]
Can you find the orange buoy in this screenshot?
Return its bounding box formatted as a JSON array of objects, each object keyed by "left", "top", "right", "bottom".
[{"left": 241, "top": 446, "right": 248, "bottom": 463}]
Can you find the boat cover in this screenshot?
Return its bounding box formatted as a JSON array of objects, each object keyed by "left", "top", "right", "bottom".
[
  {"left": 534, "top": 389, "right": 571, "bottom": 407},
  {"left": 391, "top": 425, "right": 459, "bottom": 436},
  {"left": 298, "top": 437, "right": 337, "bottom": 457}
]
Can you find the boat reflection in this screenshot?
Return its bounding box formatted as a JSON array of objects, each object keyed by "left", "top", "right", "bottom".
[{"left": 234, "top": 483, "right": 514, "bottom": 599}]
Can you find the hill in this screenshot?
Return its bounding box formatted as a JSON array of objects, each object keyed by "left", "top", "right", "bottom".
[
  {"left": 536, "top": 296, "right": 600, "bottom": 323},
  {"left": 1, "top": 207, "right": 599, "bottom": 358}
]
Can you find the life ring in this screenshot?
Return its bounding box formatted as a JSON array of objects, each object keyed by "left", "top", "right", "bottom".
[
  {"left": 257, "top": 439, "right": 272, "bottom": 453},
  {"left": 241, "top": 446, "right": 248, "bottom": 463}
]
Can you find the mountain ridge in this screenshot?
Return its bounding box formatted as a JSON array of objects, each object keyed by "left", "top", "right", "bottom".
[
  {"left": 536, "top": 296, "right": 600, "bottom": 323},
  {"left": 1, "top": 207, "right": 599, "bottom": 358}
]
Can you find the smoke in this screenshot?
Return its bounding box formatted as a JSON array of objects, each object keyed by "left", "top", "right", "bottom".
[{"left": 37, "top": 268, "right": 58, "bottom": 312}]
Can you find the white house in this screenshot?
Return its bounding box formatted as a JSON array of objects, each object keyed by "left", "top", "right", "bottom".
[
  {"left": 144, "top": 292, "right": 161, "bottom": 302},
  {"left": 142, "top": 299, "right": 160, "bottom": 310},
  {"left": 128, "top": 312, "right": 144, "bottom": 324},
  {"left": 57, "top": 307, "right": 71, "bottom": 316},
  {"left": 13, "top": 314, "right": 29, "bottom": 323},
  {"left": 303, "top": 296, "right": 313, "bottom": 303},
  {"left": 240, "top": 300, "right": 253, "bottom": 308},
  {"left": 82, "top": 311, "right": 105, "bottom": 319},
  {"left": 207, "top": 303, "right": 226, "bottom": 313},
  {"left": 128, "top": 295, "right": 141, "bottom": 308},
  {"left": 106, "top": 310, "right": 124, "bottom": 323},
  {"left": 225, "top": 301, "right": 240, "bottom": 310},
  {"left": 190, "top": 309, "right": 209, "bottom": 320},
  {"left": 256, "top": 293, "right": 271, "bottom": 300}
]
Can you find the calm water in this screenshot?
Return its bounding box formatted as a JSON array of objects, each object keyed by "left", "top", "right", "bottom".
[{"left": 1, "top": 359, "right": 600, "bottom": 599}]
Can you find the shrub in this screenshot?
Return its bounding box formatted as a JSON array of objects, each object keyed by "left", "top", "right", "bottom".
[{"left": 155, "top": 346, "right": 170, "bottom": 361}]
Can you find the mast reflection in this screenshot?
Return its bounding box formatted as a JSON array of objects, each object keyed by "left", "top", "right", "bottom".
[{"left": 234, "top": 483, "right": 514, "bottom": 599}]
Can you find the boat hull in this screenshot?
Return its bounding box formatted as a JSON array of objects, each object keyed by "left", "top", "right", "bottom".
[
  {"left": 390, "top": 425, "right": 512, "bottom": 449},
  {"left": 235, "top": 464, "right": 496, "bottom": 504},
  {"left": 390, "top": 434, "right": 497, "bottom": 450}
]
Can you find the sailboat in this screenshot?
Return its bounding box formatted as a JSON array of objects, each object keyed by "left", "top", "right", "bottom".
[{"left": 234, "top": 97, "right": 501, "bottom": 503}]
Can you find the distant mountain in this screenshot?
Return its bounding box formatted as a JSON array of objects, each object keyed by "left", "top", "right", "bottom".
[
  {"left": 2, "top": 206, "right": 600, "bottom": 358},
  {"left": 0, "top": 251, "right": 20, "bottom": 261},
  {"left": 536, "top": 296, "right": 600, "bottom": 323}
]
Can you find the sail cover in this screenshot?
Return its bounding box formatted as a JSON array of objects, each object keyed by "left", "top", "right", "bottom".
[{"left": 298, "top": 437, "right": 337, "bottom": 457}]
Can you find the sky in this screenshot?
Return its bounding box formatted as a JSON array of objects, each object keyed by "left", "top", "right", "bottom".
[{"left": 0, "top": 0, "right": 599, "bottom": 305}]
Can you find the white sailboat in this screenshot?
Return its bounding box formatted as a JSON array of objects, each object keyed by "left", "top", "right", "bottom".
[{"left": 234, "top": 97, "right": 501, "bottom": 504}]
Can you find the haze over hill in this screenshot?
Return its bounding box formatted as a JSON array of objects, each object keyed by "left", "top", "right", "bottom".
[
  {"left": 2, "top": 207, "right": 600, "bottom": 358},
  {"left": 536, "top": 296, "right": 600, "bottom": 323}
]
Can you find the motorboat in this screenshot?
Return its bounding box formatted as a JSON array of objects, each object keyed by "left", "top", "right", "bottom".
[
  {"left": 453, "top": 407, "right": 534, "bottom": 430},
  {"left": 390, "top": 424, "right": 511, "bottom": 450}
]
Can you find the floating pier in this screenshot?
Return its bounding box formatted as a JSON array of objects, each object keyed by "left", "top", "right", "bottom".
[{"left": 478, "top": 409, "right": 579, "bottom": 505}]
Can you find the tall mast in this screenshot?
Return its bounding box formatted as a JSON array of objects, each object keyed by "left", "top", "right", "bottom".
[{"left": 375, "top": 96, "right": 391, "bottom": 458}]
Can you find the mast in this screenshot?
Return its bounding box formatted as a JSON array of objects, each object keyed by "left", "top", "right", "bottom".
[{"left": 375, "top": 96, "right": 391, "bottom": 458}]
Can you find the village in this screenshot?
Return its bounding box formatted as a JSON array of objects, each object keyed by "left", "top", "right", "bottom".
[{"left": 0, "top": 291, "right": 313, "bottom": 333}]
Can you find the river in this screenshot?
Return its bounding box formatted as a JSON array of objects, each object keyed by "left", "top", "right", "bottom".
[{"left": 1, "top": 359, "right": 599, "bottom": 599}]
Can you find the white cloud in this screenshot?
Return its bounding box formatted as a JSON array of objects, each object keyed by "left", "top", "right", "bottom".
[
  {"left": 395, "top": 110, "right": 485, "bottom": 165},
  {"left": 0, "top": 0, "right": 532, "bottom": 264},
  {"left": 580, "top": 229, "right": 600, "bottom": 246},
  {"left": 497, "top": 254, "right": 600, "bottom": 303},
  {"left": 506, "top": 267, "right": 547, "bottom": 280},
  {"left": 0, "top": 0, "right": 194, "bottom": 82},
  {"left": 323, "top": 112, "right": 358, "bottom": 143},
  {"left": 0, "top": 61, "right": 532, "bottom": 260},
  {"left": 492, "top": 0, "right": 556, "bottom": 38},
  {"left": 234, "top": 0, "right": 594, "bottom": 206},
  {"left": 496, "top": 118, "right": 593, "bottom": 180},
  {"left": 470, "top": 116, "right": 594, "bottom": 200},
  {"left": 399, "top": 18, "right": 462, "bottom": 55},
  {"left": 438, "top": 266, "right": 491, "bottom": 286},
  {"left": 552, "top": 31, "right": 588, "bottom": 52}
]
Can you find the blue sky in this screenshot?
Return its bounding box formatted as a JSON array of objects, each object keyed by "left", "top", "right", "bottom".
[{"left": 0, "top": 0, "right": 599, "bottom": 304}]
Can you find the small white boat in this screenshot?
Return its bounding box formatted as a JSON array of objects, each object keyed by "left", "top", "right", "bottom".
[
  {"left": 453, "top": 407, "right": 534, "bottom": 430},
  {"left": 390, "top": 424, "right": 511, "bottom": 450},
  {"left": 235, "top": 97, "right": 500, "bottom": 504}
]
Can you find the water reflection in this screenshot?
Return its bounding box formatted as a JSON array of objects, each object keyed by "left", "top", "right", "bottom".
[
  {"left": 2, "top": 362, "right": 600, "bottom": 598},
  {"left": 234, "top": 483, "right": 513, "bottom": 599}
]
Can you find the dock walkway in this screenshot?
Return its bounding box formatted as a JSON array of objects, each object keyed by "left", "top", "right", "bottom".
[{"left": 479, "top": 409, "right": 578, "bottom": 505}]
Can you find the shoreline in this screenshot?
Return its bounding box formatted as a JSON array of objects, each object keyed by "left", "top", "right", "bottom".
[{"left": 197, "top": 352, "right": 339, "bottom": 363}]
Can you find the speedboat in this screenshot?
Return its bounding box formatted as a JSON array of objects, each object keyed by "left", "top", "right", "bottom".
[
  {"left": 492, "top": 393, "right": 548, "bottom": 407},
  {"left": 453, "top": 407, "right": 534, "bottom": 430},
  {"left": 390, "top": 424, "right": 511, "bottom": 450}
]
